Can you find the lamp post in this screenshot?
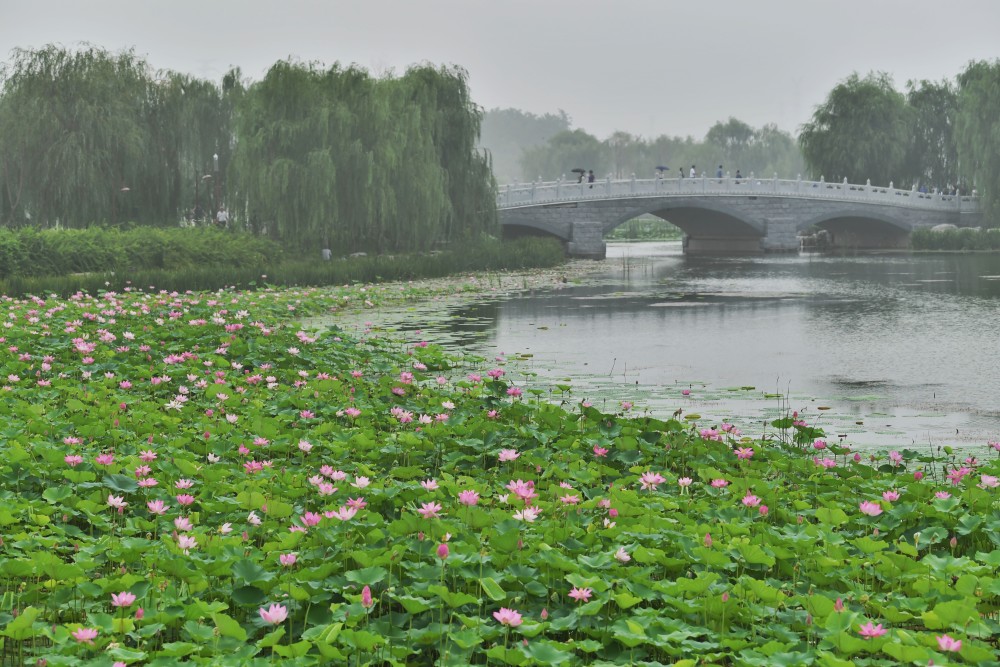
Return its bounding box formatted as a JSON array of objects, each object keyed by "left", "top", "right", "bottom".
[{"left": 213, "top": 153, "right": 221, "bottom": 223}]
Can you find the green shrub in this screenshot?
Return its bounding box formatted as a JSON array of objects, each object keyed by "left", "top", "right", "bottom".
[{"left": 911, "top": 227, "right": 1000, "bottom": 250}]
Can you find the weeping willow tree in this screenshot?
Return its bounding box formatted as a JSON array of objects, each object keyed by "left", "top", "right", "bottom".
[
  {"left": 0, "top": 45, "right": 229, "bottom": 227},
  {"left": 0, "top": 45, "right": 153, "bottom": 226},
  {"left": 230, "top": 60, "right": 495, "bottom": 254},
  {"left": 955, "top": 60, "right": 1000, "bottom": 223},
  {"left": 799, "top": 72, "right": 911, "bottom": 185}
]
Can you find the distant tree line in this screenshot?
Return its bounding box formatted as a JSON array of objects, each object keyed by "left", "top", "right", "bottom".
[
  {"left": 481, "top": 109, "right": 805, "bottom": 184},
  {"left": 0, "top": 45, "right": 496, "bottom": 254}
]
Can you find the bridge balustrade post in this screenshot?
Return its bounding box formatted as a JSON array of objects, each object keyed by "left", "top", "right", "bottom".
[
  {"left": 605, "top": 175, "right": 611, "bottom": 197},
  {"left": 773, "top": 173, "right": 778, "bottom": 193},
  {"left": 701, "top": 173, "right": 707, "bottom": 193},
  {"left": 505, "top": 184, "right": 511, "bottom": 206},
  {"left": 797, "top": 174, "right": 802, "bottom": 193},
  {"left": 888, "top": 182, "right": 893, "bottom": 197},
  {"left": 749, "top": 172, "right": 755, "bottom": 192},
  {"left": 556, "top": 179, "right": 561, "bottom": 199},
  {"left": 531, "top": 181, "right": 536, "bottom": 202},
  {"left": 631, "top": 173, "right": 636, "bottom": 194}
]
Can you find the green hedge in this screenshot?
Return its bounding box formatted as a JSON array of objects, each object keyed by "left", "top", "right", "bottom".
[
  {"left": 0, "top": 227, "right": 284, "bottom": 279},
  {"left": 0, "top": 233, "right": 566, "bottom": 297}
]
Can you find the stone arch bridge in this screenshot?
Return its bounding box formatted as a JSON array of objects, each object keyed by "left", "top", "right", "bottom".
[{"left": 497, "top": 175, "right": 980, "bottom": 257}]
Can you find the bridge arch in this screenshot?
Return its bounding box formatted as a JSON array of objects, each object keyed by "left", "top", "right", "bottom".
[
  {"left": 610, "top": 198, "right": 766, "bottom": 236},
  {"left": 799, "top": 207, "right": 912, "bottom": 250}
]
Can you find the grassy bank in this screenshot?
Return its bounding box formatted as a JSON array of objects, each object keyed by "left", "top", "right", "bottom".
[
  {"left": 0, "top": 228, "right": 565, "bottom": 297},
  {"left": 0, "top": 283, "right": 996, "bottom": 665}
]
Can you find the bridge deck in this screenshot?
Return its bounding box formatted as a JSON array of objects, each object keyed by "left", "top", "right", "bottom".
[{"left": 498, "top": 176, "right": 976, "bottom": 214}]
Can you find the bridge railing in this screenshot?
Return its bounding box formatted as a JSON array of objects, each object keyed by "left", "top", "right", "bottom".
[{"left": 497, "top": 175, "right": 978, "bottom": 213}]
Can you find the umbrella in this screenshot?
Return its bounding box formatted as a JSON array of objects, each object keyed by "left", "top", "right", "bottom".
[
  {"left": 570, "top": 168, "right": 586, "bottom": 174},
  {"left": 655, "top": 165, "right": 669, "bottom": 171}
]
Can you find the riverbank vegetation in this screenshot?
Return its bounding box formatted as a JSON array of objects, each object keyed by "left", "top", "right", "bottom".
[
  {"left": 0, "top": 283, "right": 997, "bottom": 665},
  {"left": 911, "top": 227, "right": 1000, "bottom": 251},
  {"left": 0, "top": 226, "right": 565, "bottom": 298}
]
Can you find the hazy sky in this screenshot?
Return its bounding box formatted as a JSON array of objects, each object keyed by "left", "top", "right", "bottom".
[{"left": 3, "top": 0, "right": 999, "bottom": 139}]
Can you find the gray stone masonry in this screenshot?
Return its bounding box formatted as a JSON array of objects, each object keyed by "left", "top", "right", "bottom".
[{"left": 499, "top": 193, "right": 978, "bottom": 257}]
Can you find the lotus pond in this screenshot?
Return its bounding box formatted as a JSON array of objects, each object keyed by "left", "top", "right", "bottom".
[{"left": 0, "top": 282, "right": 998, "bottom": 666}]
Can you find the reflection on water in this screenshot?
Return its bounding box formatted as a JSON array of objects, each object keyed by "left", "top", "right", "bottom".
[{"left": 437, "top": 243, "right": 1000, "bottom": 450}]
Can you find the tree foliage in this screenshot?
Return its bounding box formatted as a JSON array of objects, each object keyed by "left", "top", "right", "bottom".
[
  {"left": 0, "top": 45, "right": 230, "bottom": 228},
  {"left": 799, "top": 72, "right": 911, "bottom": 185},
  {"left": 480, "top": 108, "right": 570, "bottom": 182},
  {"left": 903, "top": 79, "right": 957, "bottom": 190},
  {"left": 516, "top": 121, "right": 803, "bottom": 183},
  {"left": 0, "top": 46, "right": 496, "bottom": 251},
  {"left": 955, "top": 60, "right": 1000, "bottom": 222},
  {"left": 229, "top": 61, "right": 495, "bottom": 253}
]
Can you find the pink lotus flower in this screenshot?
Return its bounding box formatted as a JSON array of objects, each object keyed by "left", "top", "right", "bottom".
[
  {"left": 980, "top": 474, "right": 999, "bottom": 489},
  {"left": 592, "top": 445, "right": 608, "bottom": 457},
  {"left": 418, "top": 502, "right": 442, "bottom": 519},
  {"left": 614, "top": 547, "right": 630, "bottom": 563},
  {"left": 457, "top": 490, "right": 480, "bottom": 506},
  {"left": 513, "top": 506, "right": 542, "bottom": 522},
  {"left": 279, "top": 553, "right": 297, "bottom": 567},
  {"left": 421, "top": 479, "right": 439, "bottom": 491},
  {"left": 936, "top": 634, "right": 962, "bottom": 652},
  {"left": 361, "top": 585, "right": 374, "bottom": 609},
  {"left": 146, "top": 500, "right": 170, "bottom": 514},
  {"left": 711, "top": 478, "right": 729, "bottom": 488},
  {"left": 812, "top": 439, "right": 826, "bottom": 450},
  {"left": 64, "top": 455, "right": 83, "bottom": 467},
  {"left": 174, "top": 517, "right": 193, "bottom": 532},
  {"left": 506, "top": 387, "right": 522, "bottom": 397},
  {"left": 498, "top": 448, "right": 520, "bottom": 462},
  {"left": 95, "top": 453, "right": 114, "bottom": 466},
  {"left": 639, "top": 471, "right": 666, "bottom": 491},
  {"left": 857, "top": 621, "right": 887, "bottom": 639},
  {"left": 176, "top": 494, "right": 195, "bottom": 506},
  {"left": 72, "top": 627, "right": 99, "bottom": 644},
  {"left": 741, "top": 493, "right": 761, "bottom": 508},
  {"left": 568, "top": 586, "right": 593, "bottom": 602},
  {"left": 882, "top": 490, "right": 900, "bottom": 502},
  {"left": 859, "top": 501, "right": 883, "bottom": 516},
  {"left": 111, "top": 591, "right": 136, "bottom": 607},
  {"left": 176, "top": 534, "right": 197, "bottom": 554},
  {"left": 735, "top": 447, "right": 754, "bottom": 460},
  {"left": 493, "top": 607, "right": 523, "bottom": 627},
  {"left": 258, "top": 603, "right": 288, "bottom": 625},
  {"left": 935, "top": 491, "right": 952, "bottom": 500},
  {"left": 678, "top": 477, "right": 693, "bottom": 488},
  {"left": 107, "top": 494, "right": 127, "bottom": 510}
]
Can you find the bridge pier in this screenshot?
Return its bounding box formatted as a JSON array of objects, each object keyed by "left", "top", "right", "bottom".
[{"left": 566, "top": 221, "right": 607, "bottom": 259}]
